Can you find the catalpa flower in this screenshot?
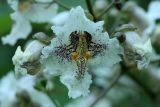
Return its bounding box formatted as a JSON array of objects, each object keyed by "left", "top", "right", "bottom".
[
  {"left": 12, "top": 40, "right": 45, "bottom": 78},
  {"left": 123, "top": 1, "right": 160, "bottom": 40},
  {"left": 116, "top": 24, "right": 153, "bottom": 69},
  {"left": 2, "top": 0, "right": 58, "bottom": 45},
  {"left": 41, "top": 6, "right": 122, "bottom": 98},
  {"left": 0, "top": 72, "right": 56, "bottom": 107}
]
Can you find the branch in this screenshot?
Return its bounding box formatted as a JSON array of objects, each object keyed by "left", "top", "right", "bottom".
[
  {"left": 85, "top": 0, "right": 97, "bottom": 22},
  {"left": 120, "top": 62, "right": 156, "bottom": 105},
  {"left": 89, "top": 70, "right": 123, "bottom": 107},
  {"left": 126, "top": 71, "right": 156, "bottom": 102}
]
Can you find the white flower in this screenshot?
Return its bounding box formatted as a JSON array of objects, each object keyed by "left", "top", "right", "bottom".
[
  {"left": 124, "top": 30, "right": 152, "bottom": 69},
  {"left": 65, "top": 94, "right": 111, "bottom": 107},
  {"left": 123, "top": 1, "right": 160, "bottom": 40},
  {"left": 51, "top": 11, "right": 69, "bottom": 26},
  {"left": 1, "top": 12, "right": 32, "bottom": 46},
  {"left": 12, "top": 40, "right": 45, "bottom": 77},
  {"left": 41, "top": 6, "right": 122, "bottom": 98},
  {"left": 2, "top": 0, "right": 58, "bottom": 45},
  {"left": 0, "top": 72, "right": 55, "bottom": 107},
  {"left": 133, "top": 39, "right": 152, "bottom": 69}
]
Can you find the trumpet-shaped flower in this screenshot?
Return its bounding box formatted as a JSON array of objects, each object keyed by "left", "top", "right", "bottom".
[
  {"left": 114, "top": 24, "right": 152, "bottom": 69},
  {"left": 41, "top": 6, "right": 122, "bottom": 98},
  {"left": 123, "top": 28, "right": 152, "bottom": 69},
  {"left": 2, "top": 0, "right": 58, "bottom": 45},
  {"left": 12, "top": 40, "right": 45, "bottom": 77},
  {"left": 0, "top": 72, "right": 55, "bottom": 107},
  {"left": 133, "top": 39, "right": 152, "bottom": 69}
]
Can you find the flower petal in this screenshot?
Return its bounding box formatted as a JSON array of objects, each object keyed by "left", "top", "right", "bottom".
[
  {"left": 12, "top": 40, "right": 45, "bottom": 77},
  {"left": 60, "top": 71, "right": 92, "bottom": 98},
  {"left": 1, "top": 12, "right": 31, "bottom": 45},
  {"left": 89, "top": 38, "right": 123, "bottom": 67},
  {"left": 7, "top": 0, "right": 18, "bottom": 11},
  {"left": 148, "top": 1, "right": 160, "bottom": 21},
  {"left": 41, "top": 38, "right": 75, "bottom": 77},
  {"left": 25, "top": 3, "right": 58, "bottom": 23}
]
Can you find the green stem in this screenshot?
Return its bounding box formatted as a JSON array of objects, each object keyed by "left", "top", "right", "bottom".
[
  {"left": 97, "top": 0, "right": 121, "bottom": 19},
  {"left": 85, "top": 0, "right": 97, "bottom": 22},
  {"left": 35, "top": 0, "right": 70, "bottom": 10},
  {"left": 53, "top": 0, "right": 70, "bottom": 10}
]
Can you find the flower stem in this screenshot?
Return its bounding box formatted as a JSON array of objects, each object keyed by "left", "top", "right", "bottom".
[
  {"left": 85, "top": 0, "right": 97, "bottom": 22},
  {"left": 97, "top": 0, "right": 120, "bottom": 19},
  {"left": 36, "top": 0, "right": 70, "bottom": 10},
  {"left": 46, "top": 90, "right": 60, "bottom": 107},
  {"left": 53, "top": 0, "right": 70, "bottom": 10},
  {"left": 89, "top": 70, "right": 123, "bottom": 107}
]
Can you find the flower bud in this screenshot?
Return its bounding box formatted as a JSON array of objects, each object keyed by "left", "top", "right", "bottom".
[{"left": 94, "top": 0, "right": 107, "bottom": 11}]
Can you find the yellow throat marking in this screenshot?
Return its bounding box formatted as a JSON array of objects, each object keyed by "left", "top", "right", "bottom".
[{"left": 71, "top": 35, "right": 91, "bottom": 62}]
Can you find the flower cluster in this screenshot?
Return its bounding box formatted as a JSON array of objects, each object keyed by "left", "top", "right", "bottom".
[{"left": 1, "top": 0, "right": 160, "bottom": 106}]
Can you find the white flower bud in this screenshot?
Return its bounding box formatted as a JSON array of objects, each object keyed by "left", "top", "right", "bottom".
[{"left": 94, "top": 0, "right": 107, "bottom": 11}]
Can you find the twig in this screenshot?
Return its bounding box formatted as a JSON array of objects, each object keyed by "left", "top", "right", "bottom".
[
  {"left": 85, "top": 0, "right": 97, "bottom": 22},
  {"left": 89, "top": 70, "right": 123, "bottom": 107},
  {"left": 97, "top": 0, "right": 120, "bottom": 19},
  {"left": 35, "top": 0, "right": 70, "bottom": 10},
  {"left": 120, "top": 62, "right": 156, "bottom": 105},
  {"left": 53, "top": 0, "right": 70, "bottom": 10}
]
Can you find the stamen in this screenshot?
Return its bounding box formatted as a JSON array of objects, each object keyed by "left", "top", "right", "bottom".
[
  {"left": 84, "top": 51, "right": 91, "bottom": 61},
  {"left": 71, "top": 52, "right": 80, "bottom": 61}
]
